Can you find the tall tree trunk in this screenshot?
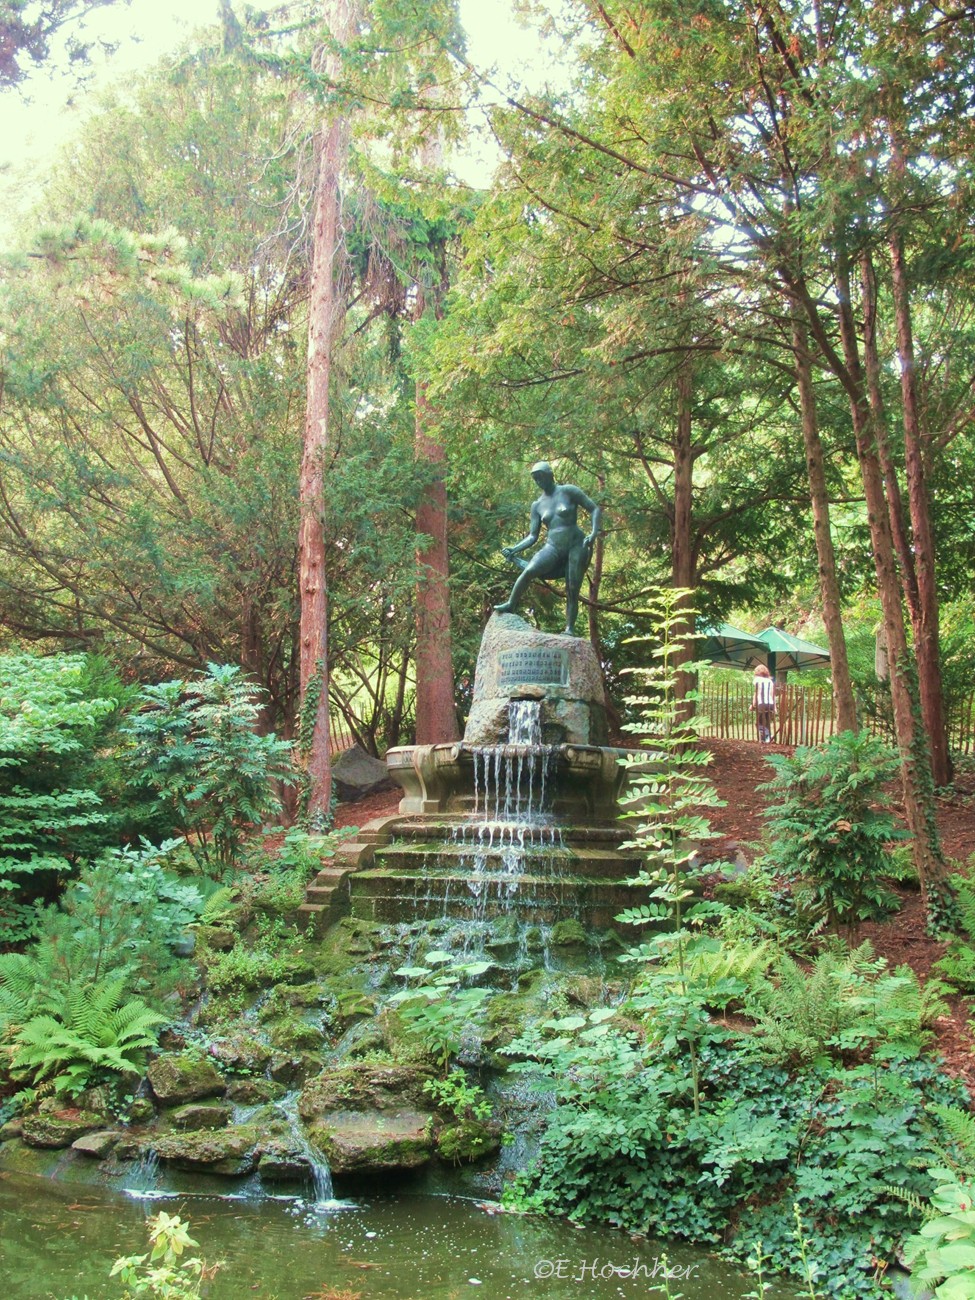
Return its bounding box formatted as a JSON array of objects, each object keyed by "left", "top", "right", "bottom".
[
  {"left": 859, "top": 252, "right": 921, "bottom": 625},
  {"left": 834, "top": 249, "right": 950, "bottom": 922},
  {"left": 298, "top": 0, "right": 358, "bottom": 820},
  {"left": 889, "top": 229, "right": 951, "bottom": 786},
  {"left": 790, "top": 312, "right": 857, "bottom": 733},
  {"left": 672, "top": 352, "right": 696, "bottom": 718}
]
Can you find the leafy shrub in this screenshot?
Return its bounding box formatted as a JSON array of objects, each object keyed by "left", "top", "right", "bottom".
[
  {"left": 109, "top": 1211, "right": 216, "bottom": 1298},
  {"left": 389, "top": 951, "right": 494, "bottom": 1072},
  {"left": 0, "top": 653, "right": 119, "bottom": 918},
  {"left": 0, "top": 841, "right": 207, "bottom": 1017},
  {"left": 503, "top": 1024, "right": 964, "bottom": 1298},
  {"left": 124, "top": 663, "right": 294, "bottom": 872},
  {"left": 760, "top": 730, "right": 906, "bottom": 932},
  {"left": 935, "top": 874, "right": 975, "bottom": 993}
]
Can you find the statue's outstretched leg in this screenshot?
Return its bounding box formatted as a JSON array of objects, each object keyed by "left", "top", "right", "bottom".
[{"left": 495, "top": 568, "right": 533, "bottom": 614}]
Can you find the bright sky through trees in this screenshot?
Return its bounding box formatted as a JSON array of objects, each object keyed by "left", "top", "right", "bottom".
[{"left": 0, "top": 0, "right": 569, "bottom": 238}]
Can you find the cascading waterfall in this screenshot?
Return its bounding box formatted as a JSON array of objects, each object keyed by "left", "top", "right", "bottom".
[
  {"left": 451, "top": 700, "right": 568, "bottom": 925},
  {"left": 274, "top": 1092, "right": 335, "bottom": 1205}
]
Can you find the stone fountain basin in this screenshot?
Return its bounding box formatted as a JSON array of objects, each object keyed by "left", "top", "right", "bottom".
[{"left": 385, "top": 742, "right": 644, "bottom": 821}]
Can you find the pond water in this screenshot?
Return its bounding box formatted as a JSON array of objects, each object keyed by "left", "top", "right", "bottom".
[{"left": 0, "top": 1175, "right": 802, "bottom": 1300}]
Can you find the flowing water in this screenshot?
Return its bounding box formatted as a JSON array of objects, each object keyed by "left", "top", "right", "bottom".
[{"left": 0, "top": 1173, "right": 803, "bottom": 1299}]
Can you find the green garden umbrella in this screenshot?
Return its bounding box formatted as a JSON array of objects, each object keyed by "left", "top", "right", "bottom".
[
  {"left": 697, "top": 623, "right": 768, "bottom": 670},
  {"left": 757, "top": 626, "right": 830, "bottom": 676}
]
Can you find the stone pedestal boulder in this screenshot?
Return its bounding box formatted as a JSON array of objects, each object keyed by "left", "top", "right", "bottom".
[{"left": 464, "top": 612, "right": 608, "bottom": 745}]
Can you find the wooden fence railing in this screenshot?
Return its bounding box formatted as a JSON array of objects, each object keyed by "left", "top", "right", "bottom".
[
  {"left": 698, "top": 683, "right": 837, "bottom": 747},
  {"left": 698, "top": 682, "right": 975, "bottom": 754}
]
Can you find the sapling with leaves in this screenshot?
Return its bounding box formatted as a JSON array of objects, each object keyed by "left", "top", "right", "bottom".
[
  {"left": 617, "top": 588, "right": 736, "bottom": 1115},
  {"left": 389, "top": 950, "right": 494, "bottom": 1073},
  {"left": 759, "top": 730, "right": 906, "bottom": 936}
]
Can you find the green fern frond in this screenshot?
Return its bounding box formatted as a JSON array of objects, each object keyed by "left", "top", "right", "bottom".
[{"left": 931, "top": 1104, "right": 975, "bottom": 1167}]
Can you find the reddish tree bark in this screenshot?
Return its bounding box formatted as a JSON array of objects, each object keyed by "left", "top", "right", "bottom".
[
  {"left": 790, "top": 313, "right": 857, "bottom": 734},
  {"left": 889, "top": 229, "right": 951, "bottom": 786},
  {"left": 414, "top": 382, "right": 460, "bottom": 744},
  {"left": 298, "top": 0, "right": 358, "bottom": 819}
]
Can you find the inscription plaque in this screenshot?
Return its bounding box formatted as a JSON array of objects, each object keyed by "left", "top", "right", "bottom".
[{"left": 498, "top": 646, "right": 569, "bottom": 688}]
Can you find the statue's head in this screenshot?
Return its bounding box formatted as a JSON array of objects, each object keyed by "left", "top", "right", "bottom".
[{"left": 531, "top": 460, "right": 555, "bottom": 486}]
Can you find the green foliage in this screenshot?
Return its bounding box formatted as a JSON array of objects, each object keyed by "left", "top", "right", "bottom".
[
  {"left": 198, "top": 915, "right": 309, "bottom": 994},
  {"left": 617, "top": 588, "right": 732, "bottom": 1114},
  {"left": 389, "top": 951, "right": 494, "bottom": 1072},
  {"left": 760, "top": 731, "right": 906, "bottom": 932},
  {"left": 124, "top": 664, "right": 294, "bottom": 871},
  {"left": 746, "top": 941, "right": 949, "bottom": 1066},
  {"left": 0, "top": 653, "right": 118, "bottom": 909},
  {"left": 0, "top": 840, "right": 207, "bottom": 1017},
  {"left": 5, "top": 976, "right": 166, "bottom": 1097},
  {"left": 423, "top": 1068, "right": 492, "bottom": 1122},
  {"left": 503, "top": 1022, "right": 965, "bottom": 1298},
  {"left": 109, "top": 1211, "right": 214, "bottom": 1299},
  {"left": 935, "top": 875, "right": 975, "bottom": 993}
]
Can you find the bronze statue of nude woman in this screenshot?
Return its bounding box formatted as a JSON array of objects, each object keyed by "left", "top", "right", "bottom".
[{"left": 494, "top": 461, "right": 602, "bottom": 636}]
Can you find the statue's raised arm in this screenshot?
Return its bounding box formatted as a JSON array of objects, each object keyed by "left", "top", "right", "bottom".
[{"left": 494, "top": 461, "right": 603, "bottom": 636}]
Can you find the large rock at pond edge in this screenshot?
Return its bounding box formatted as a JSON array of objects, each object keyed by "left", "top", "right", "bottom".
[
  {"left": 21, "top": 1110, "right": 104, "bottom": 1149},
  {"left": 72, "top": 1130, "right": 122, "bottom": 1158},
  {"left": 332, "top": 745, "right": 396, "bottom": 803},
  {"left": 464, "top": 612, "right": 608, "bottom": 746},
  {"left": 148, "top": 1124, "right": 262, "bottom": 1177},
  {"left": 310, "top": 1109, "right": 434, "bottom": 1174},
  {"left": 147, "top": 1053, "right": 225, "bottom": 1106},
  {"left": 298, "top": 1063, "right": 436, "bottom": 1175},
  {"left": 256, "top": 1139, "right": 318, "bottom": 1183}
]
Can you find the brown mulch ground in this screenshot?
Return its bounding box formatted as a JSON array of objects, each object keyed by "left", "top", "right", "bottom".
[{"left": 332, "top": 737, "right": 975, "bottom": 1090}]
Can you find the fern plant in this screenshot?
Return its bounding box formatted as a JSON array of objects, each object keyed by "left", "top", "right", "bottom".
[
  {"left": 616, "top": 588, "right": 734, "bottom": 1114},
  {"left": 746, "top": 941, "right": 948, "bottom": 1066},
  {"left": 8, "top": 977, "right": 167, "bottom": 1096}
]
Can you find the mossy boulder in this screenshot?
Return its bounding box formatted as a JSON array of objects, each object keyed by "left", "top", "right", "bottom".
[
  {"left": 309, "top": 1110, "right": 434, "bottom": 1175},
  {"left": 148, "top": 1124, "right": 262, "bottom": 1176},
  {"left": 256, "top": 1140, "right": 318, "bottom": 1183},
  {"left": 170, "top": 1102, "right": 233, "bottom": 1131},
  {"left": 72, "top": 1130, "right": 122, "bottom": 1158},
  {"left": 265, "top": 1016, "right": 325, "bottom": 1053},
  {"left": 147, "top": 1053, "right": 225, "bottom": 1106},
  {"left": 269, "top": 1051, "right": 323, "bottom": 1086},
  {"left": 549, "top": 918, "right": 587, "bottom": 948},
  {"left": 207, "top": 1034, "right": 272, "bottom": 1074},
  {"left": 21, "top": 1110, "right": 104, "bottom": 1149},
  {"left": 226, "top": 1078, "right": 286, "bottom": 1105},
  {"left": 299, "top": 1063, "right": 433, "bottom": 1117}
]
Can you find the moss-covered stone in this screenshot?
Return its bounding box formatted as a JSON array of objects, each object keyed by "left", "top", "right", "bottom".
[
  {"left": 549, "top": 918, "right": 587, "bottom": 948},
  {"left": 308, "top": 1109, "right": 434, "bottom": 1174},
  {"left": 21, "top": 1110, "right": 104, "bottom": 1149},
  {"left": 299, "top": 1063, "right": 434, "bottom": 1119},
  {"left": 207, "top": 1033, "right": 272, "bottom": 1074},
  {"left": 147, "top": 1053, "right": 225, "bottom": 1106},
  {"left": 265, "top": 1016, "right": 325, "bottom": 1053},
  {"left": 170, "top": 1102, "right": 233, "bottom": 1131},
  {"left": 269, "top": 1051, "right": 323, "bottom": 1086},
  {"left": 226, "top": 1078, "right": 286, "bottom": 1105},
  {"left": 126, "top": 1097, "right": 155, "bottom": 1123},
  {"left": 436, "top": 1120, "right": 501, "bottom": 1165},
  {"left": 148, "top": 1124, "right": 262, "bottom": 1176},
  {"left": 71, "top": 1130, "right": 122, "bottom": 1158}
]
